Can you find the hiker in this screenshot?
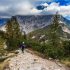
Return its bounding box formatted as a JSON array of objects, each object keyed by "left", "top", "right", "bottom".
[{"left": 20, "top": 42, "right": 26, "bottom": 53}]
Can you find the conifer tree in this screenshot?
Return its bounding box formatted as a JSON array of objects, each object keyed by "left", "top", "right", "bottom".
[
  {"left": 46, "top": 13, "right": 65, "bottom": 59},
  {"left": 6, "top": 16, "right": 22, "bottom": 50},
  {"left": 48, "top": 13, "right": 61, "bottom": 47}
]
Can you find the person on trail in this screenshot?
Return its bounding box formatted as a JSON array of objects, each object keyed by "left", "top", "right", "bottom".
[{"left": 20, "top": 42, "right": 26, "bottom": 53}]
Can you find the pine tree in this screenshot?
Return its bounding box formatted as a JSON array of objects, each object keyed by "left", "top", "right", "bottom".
[
  {"left": 46, "top": 13, "right": 65, "bottom": 59},
  {"left": 6, "top": 16, "right": 22, "bottom": 50},
  {"left": 47, "top": 13, "right": 61, "bottom": 47}
]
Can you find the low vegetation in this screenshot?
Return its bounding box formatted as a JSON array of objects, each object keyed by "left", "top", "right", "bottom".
[
  {"left": 0, "top": 14, "right": 70, "bottom": 68},
  {"left": 26, "top": 14, "right": 70, "bottom": 67}
]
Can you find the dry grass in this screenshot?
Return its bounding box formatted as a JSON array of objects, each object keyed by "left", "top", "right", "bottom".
[
  {"left": 0, "top": 60, "right": 9, "bottom": 70},
  {"left": 61, "top": 57, "right": 70, "bottom": 67},
  {"left": 61, "top": 60, "right": 70, "bottom": 67},
  {"left": 0, "top": 51, "right": 18, "bottom": 70}
]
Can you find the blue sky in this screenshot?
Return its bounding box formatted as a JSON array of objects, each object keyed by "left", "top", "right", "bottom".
[{"left": 0, "top": 0, "right": 70, "bottom": 20}]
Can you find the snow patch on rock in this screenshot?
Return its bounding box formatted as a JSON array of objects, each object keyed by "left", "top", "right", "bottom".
[
  {"left": 62, "top": 26, "right": 70, "bottom": 34},
  {"left": 32, "top": 36, "right": 36, "bottom": 39},
  {"left": 0, "top": 25, "right": 6, "bottom": 32},
  {"left": 40, "top": 35, "right": 45, "bottom": 39}
]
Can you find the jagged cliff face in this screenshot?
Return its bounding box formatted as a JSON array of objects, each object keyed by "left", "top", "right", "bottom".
[
  {"left": 16, "top": 15, "right": 70, "bottom": 34},
  {"left": 27, "top": 22, "right": 70, "bottom": 42},
  {"left": 0, "top": 15, "right": 70, "bottom": 35},
  {"left": 16, "top": 15, "right": 53, "bottom": 34}
]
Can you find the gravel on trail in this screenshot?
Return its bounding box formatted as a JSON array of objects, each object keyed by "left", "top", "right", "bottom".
[{"left": 5, "top": 49, "right": 69, "bottom": 70}]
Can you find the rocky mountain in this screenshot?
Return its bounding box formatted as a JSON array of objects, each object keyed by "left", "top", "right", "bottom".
[
  {"left": 27, "top": 22, "right": 70, "bottom": 43},
  {"left": 16, "top": 15, "right": 53, "bottom": 34},
  {"left": 0, "top": 15, "right": 70, "bottom": 35},
  {"left": 16, "top": 15, "right": 70, "bottom": 34}
]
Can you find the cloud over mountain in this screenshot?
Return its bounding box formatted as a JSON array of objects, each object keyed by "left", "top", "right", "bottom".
[
  {"left": 36, "top": 2, "right": 70, "bottom": 19},
  {"left": 0, "top": 0, "right": 70, "bottom": 20}
]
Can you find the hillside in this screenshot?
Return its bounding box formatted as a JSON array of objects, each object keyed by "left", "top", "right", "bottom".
[
  {"left": 27, "top": 22, "right": 70, "bottom": 43},
  {"left": 16, "top": 15, "right": 70, "bottom": 34}
]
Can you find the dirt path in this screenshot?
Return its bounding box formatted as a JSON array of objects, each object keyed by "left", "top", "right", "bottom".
[{"left": 5, "top": 49, "right": 69, "bottom": 70}]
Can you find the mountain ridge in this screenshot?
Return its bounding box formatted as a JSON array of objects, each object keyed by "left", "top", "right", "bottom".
[{"left": 0, "top": 15, "right": 70, "bottom": 34}]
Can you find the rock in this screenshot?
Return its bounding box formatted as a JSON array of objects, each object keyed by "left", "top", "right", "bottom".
[
  {"left": 55, "top": 59, "right": 60, "bottom": 62},
  {"left": 5, "top": 49, "right": 67, "bottom": 70},
  {"left": 49, "top": 57, "right": 53, "bottom": 60},
  {"left": 54, "top": 69, "right": 60, "bottom": 70},
  {"left": 41, "top": 67, "right": 46, "bottom": 70},
  {"left": 57, "top": 63, "right": 62, "bottom": 67},
  {"left": 34, "top": 59, "right": 38, "bottom": 61}
]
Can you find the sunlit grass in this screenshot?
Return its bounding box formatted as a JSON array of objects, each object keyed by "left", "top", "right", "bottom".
[{"left": 61, "top": 57, "right": 70, "bottom": 67}]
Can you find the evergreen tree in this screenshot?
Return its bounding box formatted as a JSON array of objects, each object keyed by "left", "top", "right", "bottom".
[
  {"left": 47, "top": 13, "right": 61, "bottom": 47},
  {"left": 6, "top": 16, "right": 22, "bottom": 50},
  {"left": 46, "top": 13, "right": 64, "bottom": 58}
]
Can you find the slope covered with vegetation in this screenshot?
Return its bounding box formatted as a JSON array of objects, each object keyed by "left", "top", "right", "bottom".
[
  {"left": 0, "top": 14, "right": 70, "bottom": 67},
  {"left": 26, "top": 14, "right": 70, "bottom": 67}
]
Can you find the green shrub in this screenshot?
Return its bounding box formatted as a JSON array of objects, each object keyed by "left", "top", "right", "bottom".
[
  {"left": 63, "top": 40, "right": 70, "bottom": 57},
  {"left": 25, "top": 39, "right": 70, "bottom": 59},
  {"left": 6, "top": 38, "right": 20, "bottom": 51},
  {"left": 25, "top": 40, "right": 64, "bottom": 59},
  {"left": 44, "top": 44, "right": 64, "bottom": 59}
]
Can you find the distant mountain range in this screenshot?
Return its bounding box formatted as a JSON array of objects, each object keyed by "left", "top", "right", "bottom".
[
  {"left": 0, "top": 15, "right": 70, "bottom": 35},
  {"left": 0, "top": 18, "right": 9, "bottom": 26}
]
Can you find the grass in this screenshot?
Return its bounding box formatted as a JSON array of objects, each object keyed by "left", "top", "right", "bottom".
[
  {"left": 61, "top": 57, "right": 70, "bottom": 67},
  {"left": 0, "top": 50, "right": 18, "bottom": 70},
  {"left": 0, "top": 59, "right": 9, "bottom": 70}
]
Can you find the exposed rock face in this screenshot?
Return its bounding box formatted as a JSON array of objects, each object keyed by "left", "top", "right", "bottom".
[
  {"left": 10, "top": 15, "right": 70, "bottom": 34},
  {"left": 0, "top": 15, "right": 70, "bottom": 35},
  {"left": 0, "top": 25, "right": 6, "bottom": 32},
  {"left": 17, "top": 15, "right": 53, "bottom": 34}
]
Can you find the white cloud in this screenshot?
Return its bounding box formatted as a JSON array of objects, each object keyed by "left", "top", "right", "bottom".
[
  {"left": 0, "top": 1, "right": 70, "bottom": 17},
  {"left": 46, "top": 2, "right": 60, "bottom": 13},
  {"left": 41, "top": 3, "right": 48, "bottom": 7},
  {"left": 0, "top": 0, "right": 30, "bottom": 15},
  {"left": 14, "top": 1, "right": 33, "bottom": 15},
  {"left": 0, "top": 0, "right": 54, "bottom": 16},
  {"left": 40, "top": 2, "right": 70, "bottom": 16},
  {"left": 0, "top": 5, "right": 9, "bottom": 12},
  {"left": 31, "top": 8, "right": 42, "bottom": 14},
  {"left": 0, "top": 0, "right": 42, "bottom": 16},
  {"left": 59, "top": 5, "right": 70, "bottom": 15},
  {"left": 13, "top": 1, "right": 42, "bottom": 15}
]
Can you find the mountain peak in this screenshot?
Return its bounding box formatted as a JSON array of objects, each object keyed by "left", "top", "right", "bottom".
[{"left": 0, "top": 15, "right": 70, "bottom": 34}]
